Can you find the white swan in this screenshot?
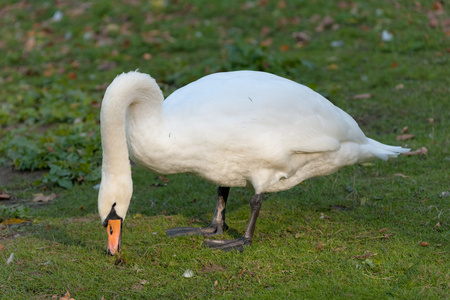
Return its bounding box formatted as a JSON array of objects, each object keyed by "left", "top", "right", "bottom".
[{"left": 98, "top": 70, "right": 409, "bottom": 254}]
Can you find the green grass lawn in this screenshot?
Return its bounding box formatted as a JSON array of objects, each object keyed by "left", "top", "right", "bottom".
[{"left": 1, "top": 0, "right": 449, "bottom": 299}]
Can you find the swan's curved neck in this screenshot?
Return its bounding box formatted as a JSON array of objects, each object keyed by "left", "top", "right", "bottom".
[
  {"left": 98, "top": 72, "right": 164, "bottom": 221},
  {"left": 100, "top": 73, "right": 164, "bottom": 174}
]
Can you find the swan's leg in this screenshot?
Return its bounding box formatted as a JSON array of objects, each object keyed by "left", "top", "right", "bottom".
[
  {"left": 165, "top": 186, "right": 230, "bottom": 237},
  {"left": 203, "top": 193, "right": 263, "bottom": 252}
]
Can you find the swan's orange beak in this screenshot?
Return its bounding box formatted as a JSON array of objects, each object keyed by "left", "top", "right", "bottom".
[{"left": 106, "top": 219, "right": 122, "bottom": 255}]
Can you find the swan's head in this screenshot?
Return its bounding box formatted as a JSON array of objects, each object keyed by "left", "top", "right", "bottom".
[{"left": 98, "top": 173, "right": 133, "bottom": 255}]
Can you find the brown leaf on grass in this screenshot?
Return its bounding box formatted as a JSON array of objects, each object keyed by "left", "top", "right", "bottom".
[
  {"left": 189, "top": 218, "right": 201, "bottom": 225},
  {"left": 158, "top": 176, "right": 169, "bottom": 184},
  {"left": 202, "top": 264, "right": 225, "bottom": 273},
  {"left": 67, "top": 72, "right": 77, "bottom": 80},
  {"left": 0, "top": 191, "right": 11, "bottom": 200},
  {"left": 1, "top": 218, "right": 27, "bottom": 226},
  {"left": 280, "top": 44, "right": 290, "bottom": 51},
  {"left": 352, "top": 93, "right": 372, "bottom": 99},
  {"left": 396, "top": 134, "right": 415, "bottom": 141},
  {"left": 327, "top": 64, "right": 338, "bottom": 70},
  {"left": 402, "top": 147, "right": 427, "bottom": 156},
  {"left": 401, "top": 126, "right": 409, "bottom": 133},
  {"left": 432, "top": 1, "right": 444, "bottom": 13},
  {"left": 23, "top": 34, "right": 36, "bottom": 53},
  {"left": 429, "top": 18, "right": 439, "bottom": 27},
  {"left": 278, "top": 16, "right": 301, "bottom": 27},
  {"left": 379, "top": 228, "right": 389, "bottom": 233},
  {"left": 394, "top": 173, "right": 409, "bottom": 178},
  {"left": 0, "top": 244, "right": 3, "bottom": 251},
  {"left": 258, "top": 0, "right": 269, "bottom": 7},
  {"left": 32, "top": 193, "right": 56, "bottom": 203},
  {"left": 382, "top": 233, "right": 393, "bottom": 239},
  {"left": 98, "top": 61, "right": 117, "bottom": 71},
  {"left": 396, "top": 83, "right": 404, "bottom": 90},
  {"left": 292, "top": 31, "right": 310, "bottom": 46},
  {"left": 316, "top": 242, "right": 325, "bottom": 251},
  {"left": 315, "top": 16, "right": 335, "bottom": 32},
  {"left": 309, "top": 14, "right": 321, "bottom": 23},
  {"left": 260, "top": 26, "right": 271, "bottom": 37},
  {"left": 260, "top": 38, "right": 273, "bottom": 47},
  {"left": 352, "top": 251, "right": 375, "bottom": 260},
  {"left": 91, "top": 100, "right": 101, "bottom": 108},
  {"left": 60, "top": 291, "right": 75, "bottom": 300},
  {"left": 419, "top": 242, "right": 430, "bottom": 247},
  {"left": 277, "top": 0, "right": 286, "bottom": 9}
]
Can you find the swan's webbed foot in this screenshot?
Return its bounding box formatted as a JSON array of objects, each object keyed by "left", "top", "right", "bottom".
[
  {"left": 202, "top": 237, "right": 250, "bottom": 252},
  {"left": 203, "top": 193, "right": 263, "bottom": 252},
  {"left": 165, "top": 186, "right": 230, "bottom": 237},
  {"left": 165, "top": 223, "right": 228, "bottom": 237}
]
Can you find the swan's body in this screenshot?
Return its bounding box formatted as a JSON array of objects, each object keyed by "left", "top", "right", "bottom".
[{"left": 98, "top": 71, "right": 409, "bottom": 254}]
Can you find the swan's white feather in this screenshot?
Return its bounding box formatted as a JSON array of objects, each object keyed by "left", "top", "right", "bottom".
[{"left": 98, "top": 70, "right": 409, "bottom": 221}]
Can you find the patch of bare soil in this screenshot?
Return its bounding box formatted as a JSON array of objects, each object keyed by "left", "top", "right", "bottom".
[
  {"left": 0, "top": 166, "right": 47, "bottom": 205},
  {"left": 0, "top": 166, "right": 46, "bottom": 186}
]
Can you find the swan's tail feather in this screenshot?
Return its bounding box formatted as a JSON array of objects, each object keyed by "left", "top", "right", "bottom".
[{"left": 366, "top": 138, "right": 410, "bottom": 161}]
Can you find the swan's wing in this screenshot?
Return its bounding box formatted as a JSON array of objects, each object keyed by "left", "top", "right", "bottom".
[{"left": 163, "top": 71, "right": 367, "bottom": 154}]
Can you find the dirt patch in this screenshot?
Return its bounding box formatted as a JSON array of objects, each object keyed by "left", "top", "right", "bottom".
[{"left": 0, "top": 166, "right": 47, "bottom": 187}]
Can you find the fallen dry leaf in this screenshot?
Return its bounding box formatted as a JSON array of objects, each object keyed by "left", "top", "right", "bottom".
[
  {"left": 189, "top": 218, "right": 201, "bottom": 224},
  {"left": 396, "top": 134, "right": 415, "bottom": 141},
  {"left": 1, "top": 218, "right": 27, "bottom": 226},
  {"left": 292, "top": 31, "right": 310, "bottom": 46},
  {"left": 315, "top": 15, "right": 335, "bottom": 32},
  {"left": 60, "top": 290, "right": 75, "bottom": 300},
  {"left": 0, "top": 191, "right": 11, "bottom": 200},
  {"left": 352, "top": 251, "right": 376, "bottom": 260},
  {"left": 352, "top": 93, "right": 372, "bottom": 99},
  {"left": 429, "top": 18, "right": 439, "bottom": 27},
  {"left": 327, "top": 64, "right": 338, "bottom": 70},
  {"left": 277, "top": 0, "right": 286, "bottom": 9},
  {"left": 401, "top": 126, "right": 409, "bottom": 133},
  {"left": 32, "top": 193, "right": 57, "bottom": 203},
  {"left": 280, "top": 44, "right": 290, "bottom": 51},
  {"left": 394, "top": 173, "right": 409, "bottom": 178},
  {"left": 260, "top": 38, "right": 273, "bottom": 47},
  {"left": 260, "top": 26, "right": 271, "bottom": 37},
  {"left": 379, "top": 228, "right": 389, "bottom": 233},
  {"left": 23, "top": 36, "right": 36, "bottom": 53},
  {"left": 316, "top": 242, "right": 325, "bottom": 251},
  {"left": 158, "top": 176, "right": 169, "bottom": 184},
  {"left": 67, "top": 72, "right": 77, "bottom": 80},
  {"left": 402, "top": 147, "right": 427, "bottom": 156},
  {"left": 419, "top": 242, "right": 430, "bottom": 247},
  {"left": 98, "top": 61, "right": 117, "bottom": 71},
  {"left": 432, "top": 1, "right": 444, "bottom": 13},
  {"left": 0, "top": 244, "right": 3, "bottom": 251},
  {"left": 396, "top": 83, "right": 404, "bottom": 90}
]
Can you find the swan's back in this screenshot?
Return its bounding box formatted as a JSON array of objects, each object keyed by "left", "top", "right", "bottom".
[{"left": 163, "top": 71, "right": 366, "bottom": 154}]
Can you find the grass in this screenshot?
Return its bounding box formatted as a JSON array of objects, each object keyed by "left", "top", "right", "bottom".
[{"left": 0, "top": 0, "right": 449, "bottom": 299}]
